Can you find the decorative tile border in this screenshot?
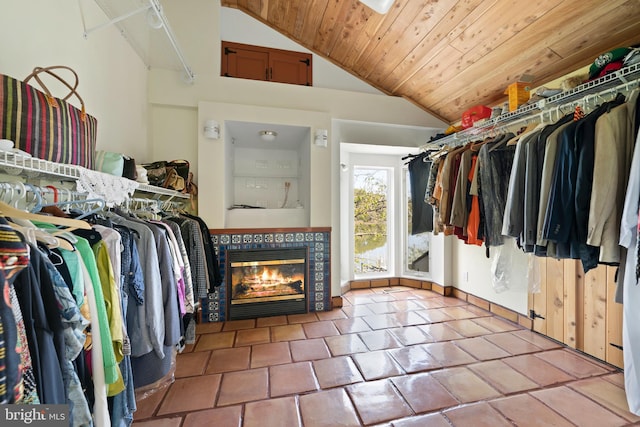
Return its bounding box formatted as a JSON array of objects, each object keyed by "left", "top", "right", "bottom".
[{"left": 201, "top": 228, "right": 331, "bottom": 322}]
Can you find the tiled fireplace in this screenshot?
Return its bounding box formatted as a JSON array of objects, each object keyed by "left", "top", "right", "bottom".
[{"left": 203, "top": 227, "right": 331, "bottom": 322}]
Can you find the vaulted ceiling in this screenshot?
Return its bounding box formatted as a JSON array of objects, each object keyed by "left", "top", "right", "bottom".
[{"left": 220, "top": 0, "right": 640, "bottom": 123}]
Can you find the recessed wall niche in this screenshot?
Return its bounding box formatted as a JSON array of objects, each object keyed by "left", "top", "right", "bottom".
[{"left": 225, "top": 120, "right": 311, "bottom": 228}]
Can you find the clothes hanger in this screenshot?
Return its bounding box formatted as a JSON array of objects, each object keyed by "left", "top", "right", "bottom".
[
  {"left": 428, "top": 145, "right": 450, "bottom": 160},
  {"left": 0, "top": 200, "right": 91, "bottom": 230}
]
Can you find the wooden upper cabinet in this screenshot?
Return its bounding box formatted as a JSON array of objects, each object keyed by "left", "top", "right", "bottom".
[{"left": 221, "top": 41, "right": 312, "bottom": 86}]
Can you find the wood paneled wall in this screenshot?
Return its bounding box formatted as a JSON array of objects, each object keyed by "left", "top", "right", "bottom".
[{"left": 529, "top": 258, "right": 623, "bottom": 368}]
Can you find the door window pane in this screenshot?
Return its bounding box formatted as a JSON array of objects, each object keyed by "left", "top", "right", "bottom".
[{"left": 353, "top": 167, "right": 389, "bottom": 275}]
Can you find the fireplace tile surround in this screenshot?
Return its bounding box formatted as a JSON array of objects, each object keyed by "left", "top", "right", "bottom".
[{"left": 202, "top": 228, "right": 331, "bottom": 322}]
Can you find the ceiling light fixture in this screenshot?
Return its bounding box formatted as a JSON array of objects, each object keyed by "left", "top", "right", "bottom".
[
  {"left": 259, "top": 130, "right": 278, "bottom": 142},
  {"left": 358, "top": 0, "right": 395, "bottom": 14}
]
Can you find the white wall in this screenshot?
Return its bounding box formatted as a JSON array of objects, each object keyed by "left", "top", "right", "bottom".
[
  {"left": 451, "top": 238, "right": 529, "bottom": 314},
  {"left": 0, "top": 0, "right": 149, "bottom": 160},
  {"left": 150, "top": 0, "right": 446, "bottom": 299}
]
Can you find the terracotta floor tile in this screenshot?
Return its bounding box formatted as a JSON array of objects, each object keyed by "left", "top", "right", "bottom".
[
  {"left": 244, "top": 396, "right": 302, "bottom": 427},
  {"left": 382, "top": 289, "right": 417, "bottom": 300},
  {"left": 409, "top": 289, "right": 439, "bottom": 299},
  {"left": 392, "top": 373, "right": 459, "bottom": 412},
  {"left": 471, "top": 316, "right": 520, "bottom": 333},
  {"left": 368, "top": 301, "right": 398, "bottom": 314},
  {"left": 316, "top": 309, "right": 348, "bottom": 321},
  {"left": 370, "top": 292, "right": 396, "bottom": 302},
  {"left": 391, "top": 311, "right": 429, "bottom": 326},
  {"left": 333, "top": 317, "right": 372, "bottom": 334},
  {"left": 351, "top": 349, "right": 403, "bottom": 380},
  {"left": 511, "top": 329, "right": 563, "bottom": 350},
  {"left": 431, "top": 367, "right": 501, "bottom": 403},
  {"left": 250, "top": 341, "right": 292, "bottom": 368},
  {"left": 132, "top": 417, "right": 183, "bottom": 427},
  {"left": 388, "top": 326, "right": 433, "bottom": 346},
  {"left": 358, "top": 330, "right": 402, "bottom": 351},
  {"left": 299, "top": 389, "right": 361, "bottom": 427},
  {"left": 531, "top": 386, "right": 627, "bottom": 427},
  {"left": 454, "top": 337, "right": 510, "bottom": 361},
  {"left": 195, "top": 331, "right": 236, "bottom": 351},
  {"left": 483, "top": 332, "right": 543, "bottom": 355},
  {"left": 196, "top": 322, "right": 223, "bottom": 334},
  {"left": 390, "top": 300, "right": 424, "bottom": 312},
  {"left": 392, "top": 413, "right": 451, "bottom": 427},
  {"left": 413, "top": 299, "right": 447, "bottom": 310},
  {"left": 312, "top": 356, "right": 364, "bottom": 389},
  {"left": 182, "top": 406, "right": 242, "bottom": 427},
  {"left": 535, "top": 349, "right": 610, "bottom": 378},
  {"left": 290, "top": 337, "right": 331, "bottom": 361},
  {"left": 603, "top": 372, "right": 626, "bottom": 388},
  {"left": 341, "top": 304, "right": 375, "bottom": 317},
  {"left": 418, "top": 323, "right": 464, "bottom": 341},
  {"left": 347, "top": 379, "right": 413, "bottom": 425},
  {"left": 362, "top": 313, "right": 403, "bottom": 330},
  {"left": 568, "top": 377, "right": 640, "bottom": 423},
  {"left": 438, "top": 297, "right": 468, "bottom": 307},
  {"left": 206, "top": 346, "right": 251, "bottom": 374},
  {"left": 182, "top": 336, "right": 198, "bottom": 353},
  {"left": 502, "top": 353, "right": 574, "bottom": 386},
  {"left": 468, "top": 360, "right": 539, "bottom": 394},
  {"left": 134, "top": 386, "right": 169, "bottom": 419},
  {"left": 422, "top": 342, "right": 477, "bottom": 367},
  {"left": 443, "top": 401, "right": 513, "bottom": 427},
  {"left": 175, "top": 351, "right": 211, "bottom": 378},
  {"left": 324, "top": 333, "right": 369, "bottom": 356},
  {"left": 445, "top": 319, "right": 493, "bottom": 337},
  {"left": 415, "top": 308, "right": 454, "bottom": 323},
  {"left": 271, "top": 324, "right": 306, "bottom": 342},
  {"left": 438, "top": 306, "right": 478, "bottom": 319},
  {"left": 156, "top": 374, "right": 221, "bottom": 415},
  {"left": 287, "top": 312, "right": 319, "bottom": 323},
  {"left": 387, "top": 345, "right": 441, "bottom": 373},
  {"left": 302, "top": 320, "right": 341, "bottom": 338},
  {"left": 270, "top": 361, "right": 319, "bottom": 396},
  {"left": 488, "top": 394, "right": 575, "bottom": 426},
  {"left": 463, "top": 305, "right": 492, "bottom": 317},
  {"left": 223, "top": 319, "right": 256, "bottom": 331},
  {"left": 216, "top": 368, "right": 269, "bottom": 406},
  {"left": 234, "top": 327, "right": 271, "bottom": 346},
  {"left": 256, "top": 315, "right": 288, "bottom": 327}
]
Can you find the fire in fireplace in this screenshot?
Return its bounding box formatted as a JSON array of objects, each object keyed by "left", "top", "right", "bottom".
[
  {"left": 227, "top": 247, "right": 308, "bottom": 319},
  {"left": 231, "top": 259, "right": 305, "bottom": 303}
]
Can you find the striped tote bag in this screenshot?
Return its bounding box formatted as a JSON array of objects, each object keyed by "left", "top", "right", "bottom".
[{"left": 0, "top": 66, "right": 97, "bottom": 169}]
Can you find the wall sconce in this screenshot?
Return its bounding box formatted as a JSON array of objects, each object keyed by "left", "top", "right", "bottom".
[
  {"left": 259, "top": 130, "right": 278, "bottom": 142},
  {"left": 204, "top": 120, "right": 220, "bottom": 139},
  {"left": 314, "top": 129, "right": 328, "bottom": 147}
]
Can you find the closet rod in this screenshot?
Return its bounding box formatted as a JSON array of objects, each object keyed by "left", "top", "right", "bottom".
[{"left": 420, "top": 62, "right": 640, "bottom": 151}]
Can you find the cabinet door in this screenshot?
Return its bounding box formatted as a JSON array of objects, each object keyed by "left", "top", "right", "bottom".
[
  {"left": 221, "top": 41, "right": 313, "bottom": 86},
  {"left": 269, "top": 50, "right": 312, "bottom": 86},
  {"left": 222, "top": 43, "right": 269, "bottom": 81}
]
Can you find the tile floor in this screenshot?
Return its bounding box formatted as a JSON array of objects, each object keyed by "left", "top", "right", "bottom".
[{"left": 132, "top": 286, "right": 639, "bottom": 426}]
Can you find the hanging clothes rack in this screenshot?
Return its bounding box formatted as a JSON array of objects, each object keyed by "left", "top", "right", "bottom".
[{"left": 421, "top": 63, "right": 640, "bottom": 151}]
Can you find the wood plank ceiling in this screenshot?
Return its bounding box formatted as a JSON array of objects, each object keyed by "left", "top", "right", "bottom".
[{"left": 220, "top": 0, "right": 640, "bottom": 124}]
